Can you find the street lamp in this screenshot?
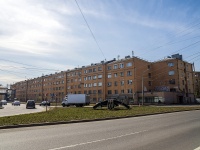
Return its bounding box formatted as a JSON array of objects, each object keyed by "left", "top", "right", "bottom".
[{"left": 142, "top": 69, "right": 149, "bottom": 105}]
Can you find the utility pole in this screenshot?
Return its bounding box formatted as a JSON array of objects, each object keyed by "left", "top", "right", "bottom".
[
  {"left": 25, "top": 80, "right": 28, "bottom": 102},
  {"left": 41, "top": 74, "right": 44, "bottom": 101},
  {"left": 142, "top": 69, "right": 149, "bottom": 105}
]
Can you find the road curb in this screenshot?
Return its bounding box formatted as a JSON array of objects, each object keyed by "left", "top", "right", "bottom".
[{"left": 1, "top": 109, "right": 200, "bottom": 129}]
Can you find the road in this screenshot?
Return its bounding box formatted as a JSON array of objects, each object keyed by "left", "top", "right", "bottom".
[
  {"left": 0, "top": 110, "right": 200, "bottom": 150},
  {"left": 0, "top": 103, "right": 47, "bottom": 117}
]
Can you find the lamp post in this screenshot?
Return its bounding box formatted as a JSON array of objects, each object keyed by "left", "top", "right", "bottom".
[{"left": 142, "top": 69, "right": 149, "bottom": 105}]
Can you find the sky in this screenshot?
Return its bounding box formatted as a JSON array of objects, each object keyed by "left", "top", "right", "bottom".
[{"left": 0, "top": 0, "right": 200, "bottom": 87}]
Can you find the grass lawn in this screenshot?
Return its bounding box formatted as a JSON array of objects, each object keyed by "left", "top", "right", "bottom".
[{"left": 0, "top": 106, "right": 200, "bottom": 126}]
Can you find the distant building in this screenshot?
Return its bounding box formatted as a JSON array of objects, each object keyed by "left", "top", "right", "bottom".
[
  {"left": 194, "top": 72, "right": 200, "bottom": 98},
  {"left": 11, "top": 71, "right": 66, "bottom": 102},
  {"left": 0, "top": 86, "right": 12, "bottom": 100},
  {"left": 10, "top": 54, "right": 196, "bottom": 104}
]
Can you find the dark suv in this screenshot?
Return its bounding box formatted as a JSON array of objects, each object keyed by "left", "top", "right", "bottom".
[{"left": 26, "top": 100, "right": 36, "bottom": 109}]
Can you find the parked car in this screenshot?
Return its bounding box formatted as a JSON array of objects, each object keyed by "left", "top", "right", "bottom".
[
  {"left": 0, "top": 101, "right": 2, "bottom": 108},
  {"left": 26, "top": 100, "right": 35, "bottom": 109},
  {"left": 39, "top": 101, "right": 50, "bottom": 106},
  {"left": 1, "top": 100, "right": 7, "bottom": 105},
  {"left": 12, "top": 100, "right": 21, "bottom": 106}
]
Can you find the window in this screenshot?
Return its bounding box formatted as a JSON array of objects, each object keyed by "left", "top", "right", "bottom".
[
  {"left": 169, "top": 71, "right": 175, "bottom": 76},
  {"left": 114, "top": 73, "right": 117, "bottom": 77},
  {"left": 98, "top": 75, "right": 102, "bottom": 79},
  {"left": 98, "top": 90, "right": 102, "bottom": 94},
  {"left": 114, "top": 90, "right": 118, "bottom": 94},
  {"left": 107, "top": 66, "right": 112, "bottom": 70},
  {"left": 93, "top": 83, "right": 97, "bottom": 86},
  {"left": 113, "top": 64, "right": 118, "bottom": 69},
  {"left": 127, "top": 80, "right": 132, "bottom": 85},
  {"left": 84, "top": 84, "right": 87, "bottom": 87},
  {"left": 148, "top": 73, "right": 151, "bottom": 78},
  {"left": 93, "top": 75, "right": 97, "bottom": 80},
  {"left": 127, "top": 71, "right": 132, "bottom": 76},
  {"left": 84, "top": 90, "right": 87, "bottom": 94},
  {"left": 108, "top": 90, "right": 112, "bottom": 94},
  {"left": 169, "top": 79, "right": 175, "bottom": 84},
  {"left": 127, "top": 89, "right": 132, "bottom": 93},
  {"left": 168, "top": 62, "right": 174, "bottom": 67},
  {"left": 108, "top": 73, "right": 112, "bottom": 78},
  {"left": 120, "top": 72, "right": 124, "bottom": 76},
  {"left": 67, "top": 86, "right": 70, "bottom": 89},
  {"left": 119, "top": 63, "right": 124, "bottom": 68},
  {"left": 88, "top": 69, "right": 92, "bottom": 73},
  {"left": 93, "top": 68, "right": 96, "bottom": 72},
  {"left": 121, "top": 89, "right": 124, "bottom": 94},
  {"left": 121, "top": 81, "right": 124, "bottom": 85},
  {"left": 93, "top": 90, "right": 97, "bottom": 94},
  {"left": 78, "top": 78, "right": 81, "bottom": 81},
  {"left": 107, "top": 82, "right": 112, "bottom": 87},
  {"left": 148, "top": 81, "right": 152, "bottom": 86},
  {"left": 88, "top": 83, "right": 92, "bottom": 87},
  {"left": 88, "top": 90, "right": 92, "bottom": 94},
  {"left": 84, "top": 70, "right": 87, "bottom": 74},
  {"left": 88, "top": 76, "right": 92, "bottom": 80},
  {"left": 84, "top": 77, "right": 87, "bottom": 81},
  {"left": 98, "top": 82, "right": 102, "bottom": 86},
  {"left": 98, "top": 67, "right": 102, "bottom": 71},
  {"left": 126, "top": 62, "right": 132, "bottom": 67},
  {"left": 114, "top": 81, "right": 118, "bottom": 86}
]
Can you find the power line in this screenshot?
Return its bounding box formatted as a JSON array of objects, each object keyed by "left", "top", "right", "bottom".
[
  {"left": 0, "top": 58, "right": 61, "bottom": 72},
  {"left": 139, "top": 17, "right": 200, "bottom": 57},
  {"left": 74, "top": 0, "right": 106, "bottom": 60}
]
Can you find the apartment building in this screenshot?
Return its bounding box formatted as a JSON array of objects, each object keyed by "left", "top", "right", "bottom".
[
  {"left": 194, "top": 71, "right": 200, "bottom": 98},
  {"left": 145, "top": 55, "right": 195, "bottom": 104},
  {"left": 66, "top": 62, "right": 106, "bottom": 103},
  {"left": 11, "top": 54, "right": 196, "bottom": 104},
  {"left": 11, "top": 71, "right": 67, "bottom": 102}
]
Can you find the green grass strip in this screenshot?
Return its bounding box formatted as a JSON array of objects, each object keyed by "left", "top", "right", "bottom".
[{"left": 0, "top": 106, "right": 200, "bottom": 126}]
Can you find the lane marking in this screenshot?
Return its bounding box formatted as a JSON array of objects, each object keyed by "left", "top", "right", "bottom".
[
  {"left": 48, "top": 130, "right": 147, "bottom": 150},
  {"left": 194, "top": 146, "right": 200, "bottom": 150}
]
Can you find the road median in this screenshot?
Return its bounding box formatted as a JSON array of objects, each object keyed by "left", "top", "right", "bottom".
[{"left": 0, "top": 106, "right": 200, "bottom": 129}]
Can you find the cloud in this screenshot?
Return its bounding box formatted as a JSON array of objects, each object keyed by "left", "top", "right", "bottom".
[{"left": 0, "top": 0, "right": 74, "bottom": 56}]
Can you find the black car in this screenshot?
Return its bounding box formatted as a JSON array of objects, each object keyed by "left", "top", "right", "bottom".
[
  {"left": 39, "top": 101, "right": 50, "bottom": 106},
  {"left": 26, "top": 100, "right": 36, "bottom": 109},
  {"left": 0, "top": 101, "right": 2, "bottom": 108}
]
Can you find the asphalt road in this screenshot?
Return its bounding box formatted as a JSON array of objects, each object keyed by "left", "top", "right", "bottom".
[
  {"left": 0, "top": 103, "right": 47, "bottom": 117},
  {"left": 0, "top": 110, "right": 200, "bottom": 150}
]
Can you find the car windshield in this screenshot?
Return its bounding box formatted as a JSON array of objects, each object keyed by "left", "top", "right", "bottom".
[{"left": 28, "top": 101, "right": 35, "bottom": 104}]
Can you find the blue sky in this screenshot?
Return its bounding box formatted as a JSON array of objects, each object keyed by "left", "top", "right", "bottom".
[{"left": 0, "top": 0, "right": 200, "bottom": 87}]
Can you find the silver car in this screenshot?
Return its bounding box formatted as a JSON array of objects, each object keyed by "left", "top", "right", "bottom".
[
  {"left": 1, "top": 100, "right": 7, "bottom": 105},
  {"left": 12, "top": 100, "right": 21, "bottom": 106}
]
